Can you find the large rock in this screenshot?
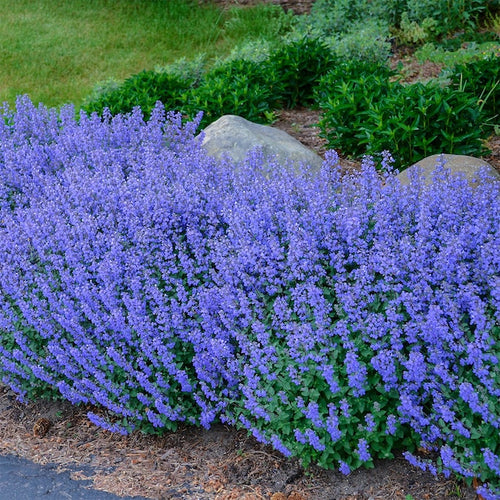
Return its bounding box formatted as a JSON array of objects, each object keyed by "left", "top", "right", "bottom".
[
  {"left": 397, "top": 154, "right": 500, "bottom": 187},
  {"left": 200, "top": 115, "right": 323, "bottom": 174}
]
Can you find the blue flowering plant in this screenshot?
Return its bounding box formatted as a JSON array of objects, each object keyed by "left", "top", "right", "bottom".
[{"left": 0, "top": 97, "right": 498, "bottom": 498}]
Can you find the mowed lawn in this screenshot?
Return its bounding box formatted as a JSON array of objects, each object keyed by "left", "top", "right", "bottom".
[{"left": 0, "top": 0, "right": 287, "bottom": 108}]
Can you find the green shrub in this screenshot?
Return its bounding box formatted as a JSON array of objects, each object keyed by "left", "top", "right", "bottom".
[
  {"left": 329, "top": 20, "right": 392, "bottom": 65},
  {"left": 267, "top": 37, "right": 337, "bottom": 108},
  {"left": 82, "top": 58, "right": 277, "bottom": 128},
  {"left": 317, "top": 66, "right": 487, "bottom": 167},
  {"left": 82, "top": 36, "right": 338, "bottom": 128},
  {"left": 315, "top": 64, "right": 393, "bottom": 159},
  {"left": 156, "top": 54, "right": 208, "bottom": 86},
  {"left": 448, "top": 54, "right": 499, "bottom": 125},
  {"left": 181, "top": 58, "right": 281, "bottom": 128},
  {"left": 489, "top": 10, "right": 500, "bottom": 37},
  {"left": 294, "top": 0, "right": 401, "bottom": 36},
  {"left": 404, "top": 0, "right": 494, "bottom": 38},
  {"left": 225, "top": 38, "right": 278, "bottom": 64},
  {"left": 82, "top": 70, "right": 192, "bottom": 119},
  {"left": 180, "top": 37, "right": 339, "bottom": 126},
  {"left": 391, "top": 12, "right": 438, "bottom": 45},
  {"left": 291, "top": 0, "right": 394, "bottom": 63},
  {"left": 316, "top": 60, "right": 397, "bottom": 84}
]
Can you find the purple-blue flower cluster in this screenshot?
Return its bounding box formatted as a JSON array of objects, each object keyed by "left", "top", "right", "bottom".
[{"left": 0, "top": 96, "right": 498, "bottom": 497}]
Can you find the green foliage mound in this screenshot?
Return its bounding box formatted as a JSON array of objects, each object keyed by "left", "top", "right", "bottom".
[
  {"left": 448, "top": 54, "right": 499, "bottom": 125},
  {"left": 316, "top": 62, "right": 488, "bottom": 166},
  {"left": 181, "top": 58, "right": 280, "bottom": 128},
  {"left": 267, "top": 37, "right": 337, "bottom": 108},
  {"left": 291, "top": 0, "right": 394, "bottom": 64},
  {"left": 82, "top": 38, "right": 336, "bottom": 128},
  {"left": 292, "top": 0, "right": 498, "bottom": 60},
  {"left": 83, "top": 70, "right": 193, "bottom": 118}
]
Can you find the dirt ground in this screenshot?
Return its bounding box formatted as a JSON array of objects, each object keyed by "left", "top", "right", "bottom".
[{"left": 0, "top": 385, "right": 479, "bottom": 499}]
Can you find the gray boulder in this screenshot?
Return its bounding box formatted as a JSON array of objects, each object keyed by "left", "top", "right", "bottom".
[
  {"left": 397, "top": 154, "right": 500, "bottom": 187},
  {"left": 200, "top": 115, "right": 323, "bottom": 174}
]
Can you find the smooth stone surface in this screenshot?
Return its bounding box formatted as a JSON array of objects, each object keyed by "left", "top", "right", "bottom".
[
  {"left": 397, "top": 154, "right": 500, "bottom": 186},
  {"left": 200, "top": 115, "right": 323, "bottom": 174}
]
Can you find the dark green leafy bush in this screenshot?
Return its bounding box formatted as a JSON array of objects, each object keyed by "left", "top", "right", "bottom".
[
  {"left": 82, "top": 70, "right": 192, "bottom": 119},
  {"left": 317, "top": 66, "right": 487, "bottom": 167},
  {"left": 314, "top": 61, "right": 394, "bottom": 157},
  {"left": 403, "top": 0, "right": 494, "bottom": 38},
  {"left": 316, "top": 60, "right": 396, "bottom": 88},
  {"left": 184, "top": 37, "right": 337, "bottom": 123},
  {"left": 181, "top": 58, "right": 282, "bottom": 128},
  {"left": 82, "top": 58, "right": 279, "bottom": 128},
  {"left": 82, "top": 37, "right": 337, "bottom": 128},
  {"left": 448, "top": 54, "right": 499, "bottom": 125},
  {"left": 267, "top": 37, "right": 337, "bottom": 108}
]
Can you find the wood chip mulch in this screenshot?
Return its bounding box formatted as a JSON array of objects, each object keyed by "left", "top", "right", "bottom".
[{"left": 0, "top": 381, "right": 479, "bottom": 500}]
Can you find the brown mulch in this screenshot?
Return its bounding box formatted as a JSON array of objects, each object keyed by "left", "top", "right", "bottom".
[
  {"left": 0, "top": 385, "right": 478, "bottom": 499},
  {"left": 484, "top": 133, "right": 500, "bottom": 174}
]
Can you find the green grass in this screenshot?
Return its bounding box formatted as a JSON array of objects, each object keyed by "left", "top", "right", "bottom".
[{"left": 0, "top": 0, "right": 290, "bottom": 108}]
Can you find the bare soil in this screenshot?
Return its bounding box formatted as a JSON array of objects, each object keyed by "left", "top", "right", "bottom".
[{"left": 0, "top": 2, "right": 498, "bottom": 499}]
